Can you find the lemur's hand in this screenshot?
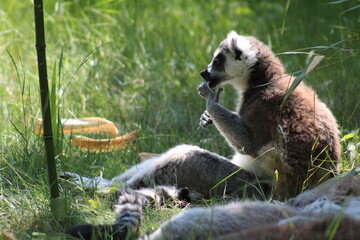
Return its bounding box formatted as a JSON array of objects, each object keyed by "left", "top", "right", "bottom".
[
  {"left": 199, "top": 110, "right": 213, "bottom": 128},
  {"left": 197, "top": 81, "right": 223, "bottom": 108},
  {"left": 197, "top": 82, "right": 223, "bottom": 128}
]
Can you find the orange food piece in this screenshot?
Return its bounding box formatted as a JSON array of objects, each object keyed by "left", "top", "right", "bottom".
[
  {"left": 70, "top": 130, "right": 138, "bottom": 152},
  {"left": 35, "top": 117, "right": 118, "bottom": 137}
]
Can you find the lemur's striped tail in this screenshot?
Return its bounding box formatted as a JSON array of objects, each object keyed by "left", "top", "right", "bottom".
[
  {"left": 69, "top": 187, "right": 149, "bottom": 239},
  {"left": 69, "top": 186, "right": 190, "bottom": 239}
]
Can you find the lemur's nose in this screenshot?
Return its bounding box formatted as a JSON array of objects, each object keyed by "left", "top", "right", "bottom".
[{"left": 200, "top": 69, "right": 210, "bottom": 80}]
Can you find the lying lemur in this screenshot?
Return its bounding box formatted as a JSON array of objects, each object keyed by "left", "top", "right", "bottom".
[
  {"left": 143, "top": 170, "right": 360, "bottom": 240},
  {"left": 69, "top": 171, "right": 360, "bottom": 240},
  {"left": 66, "top": 31, "right": 341, "bottom": 239}
]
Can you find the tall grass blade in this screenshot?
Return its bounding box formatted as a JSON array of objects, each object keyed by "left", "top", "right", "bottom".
[
  {"left": 281, "top": 0, "right": 291, "bottom": 35},
  {"left": 280, "top": 55, "right": 325, "bottom": 109},
  {"left": 280, "top": 71, "right": 306, "bottom": 109},
  {"left": 327, "top": 0, "right": 351, "bottom": 4},
  {"left": 306, "top": 55, "right": 325, "bottom": 74},
  {"left": 60, "top": 42, "right": 111, "bottom": 100},
  {"left": 342, "top": 4, "right": 360, "bottom": 14},
  {"left": 50, "top": 61, "right": 59, "bottom": 154}
]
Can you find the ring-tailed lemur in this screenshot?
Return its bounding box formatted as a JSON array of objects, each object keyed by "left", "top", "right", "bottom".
[
  {"left": 69, "top": 169, "right": 360, "bottom": 240},
  {"left": 67, "top": 31, "right": 341, "bottom": 239},
  {"left": 143, "top": 170, "right": 360, "bottom": 240}
]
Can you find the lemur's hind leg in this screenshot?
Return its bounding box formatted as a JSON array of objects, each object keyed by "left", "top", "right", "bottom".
[{"left": 114, "top": 144, "right": 264, "bottom": 198}]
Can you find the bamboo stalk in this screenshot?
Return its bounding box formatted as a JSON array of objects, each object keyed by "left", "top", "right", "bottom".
[{"left": 33, "top": 0, "right": 60, "bottom": 206}]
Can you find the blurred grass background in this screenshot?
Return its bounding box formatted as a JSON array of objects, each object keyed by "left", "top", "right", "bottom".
[{"left": 0, "top": 0, "right": 359, "bottom": 238}]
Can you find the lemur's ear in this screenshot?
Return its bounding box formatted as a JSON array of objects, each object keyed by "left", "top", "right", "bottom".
[
  {"left": 231, "top": 38, "right": 242, "bottom": 61},
  {"left": 227, "top": 31, "right": 242, "bottom": 60},
  {"left": 230, "top": 37, "right": 237, "bottom": 50}
]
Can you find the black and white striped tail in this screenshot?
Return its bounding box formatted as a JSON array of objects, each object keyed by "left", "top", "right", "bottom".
[
  {"left": 69, "top": 186, "right": 190, "bottom": 239},
  {"left": 69, "top": 187, "right": 149, "bottom": 240}
]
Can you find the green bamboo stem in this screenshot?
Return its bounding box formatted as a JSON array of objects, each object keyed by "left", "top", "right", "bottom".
[{"left": 33, "top": 0, "right": 60, "bottom": 200}]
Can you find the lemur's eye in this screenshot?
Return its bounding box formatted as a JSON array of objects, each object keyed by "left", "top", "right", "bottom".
[
  {"left": 212, "top": 53, "right": 225, "bottom": 69},
  {"left": 234, "top": 48, "right": 242, "bottom": 60}
]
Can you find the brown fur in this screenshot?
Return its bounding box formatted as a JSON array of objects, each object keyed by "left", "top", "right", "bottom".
[
  {"left": 219, "top": 216, "right": 360, "bottom": 240},
  {"left": 238, "top": 38, "right": 341, "bottom": 197},
  {"left": 292, "top": 171, "right": 360, "bottom": 207},
  {"left": 217, "top": 172, "right": 360, "bottom": 240},
  {"left": 145, "top": 172, "right": 360, "bottom": 240}
]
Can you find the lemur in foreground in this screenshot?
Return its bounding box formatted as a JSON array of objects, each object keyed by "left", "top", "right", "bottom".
[
  {"left": 67, "top": 31, "right": 341, "bottom": 239},
  {"left": 143, "top": 170, "right": 360, "bottom": 240},
  {"left": 69, "top": 171, "right": 360, "bottom": 240}
]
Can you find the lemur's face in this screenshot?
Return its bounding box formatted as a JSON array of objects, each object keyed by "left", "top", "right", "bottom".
[{"left": 200, "top": 31, "right": 258, "bottom": 90}]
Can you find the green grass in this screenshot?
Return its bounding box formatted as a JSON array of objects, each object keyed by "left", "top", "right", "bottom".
[{"left": 0, "top": 0, "right": 359, "bottom": 239}]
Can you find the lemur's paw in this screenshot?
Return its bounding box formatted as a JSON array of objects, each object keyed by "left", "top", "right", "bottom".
[
  {"left": 197, "top": 81, "right": 213, "bottom": 99},
  {"left": 200, "top": 110, "right": 213, "bottom": 128},
  {"left": 197, "top": 82, "right": 223, "bottom": 105}
]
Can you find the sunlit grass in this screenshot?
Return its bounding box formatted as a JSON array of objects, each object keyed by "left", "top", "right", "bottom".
[{"left": 0, "top": 0, "right": 359, "bottom": 238}]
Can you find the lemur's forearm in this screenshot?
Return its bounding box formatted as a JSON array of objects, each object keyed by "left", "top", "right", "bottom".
[{"left": 207, "top": 103, "right": 257, "bottom": 156}]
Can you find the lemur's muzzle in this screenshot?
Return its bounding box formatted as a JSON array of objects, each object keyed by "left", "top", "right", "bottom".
[{"left": 200, "top": 69, "right": 211, "bottom": 81}]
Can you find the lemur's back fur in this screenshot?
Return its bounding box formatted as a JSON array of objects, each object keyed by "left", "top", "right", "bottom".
[
  {"left": 239, "top": 65, "right": 340, "bottom": 196},
  {"left": 67, "top": 32, "right": 341, "bottom": 239}
]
